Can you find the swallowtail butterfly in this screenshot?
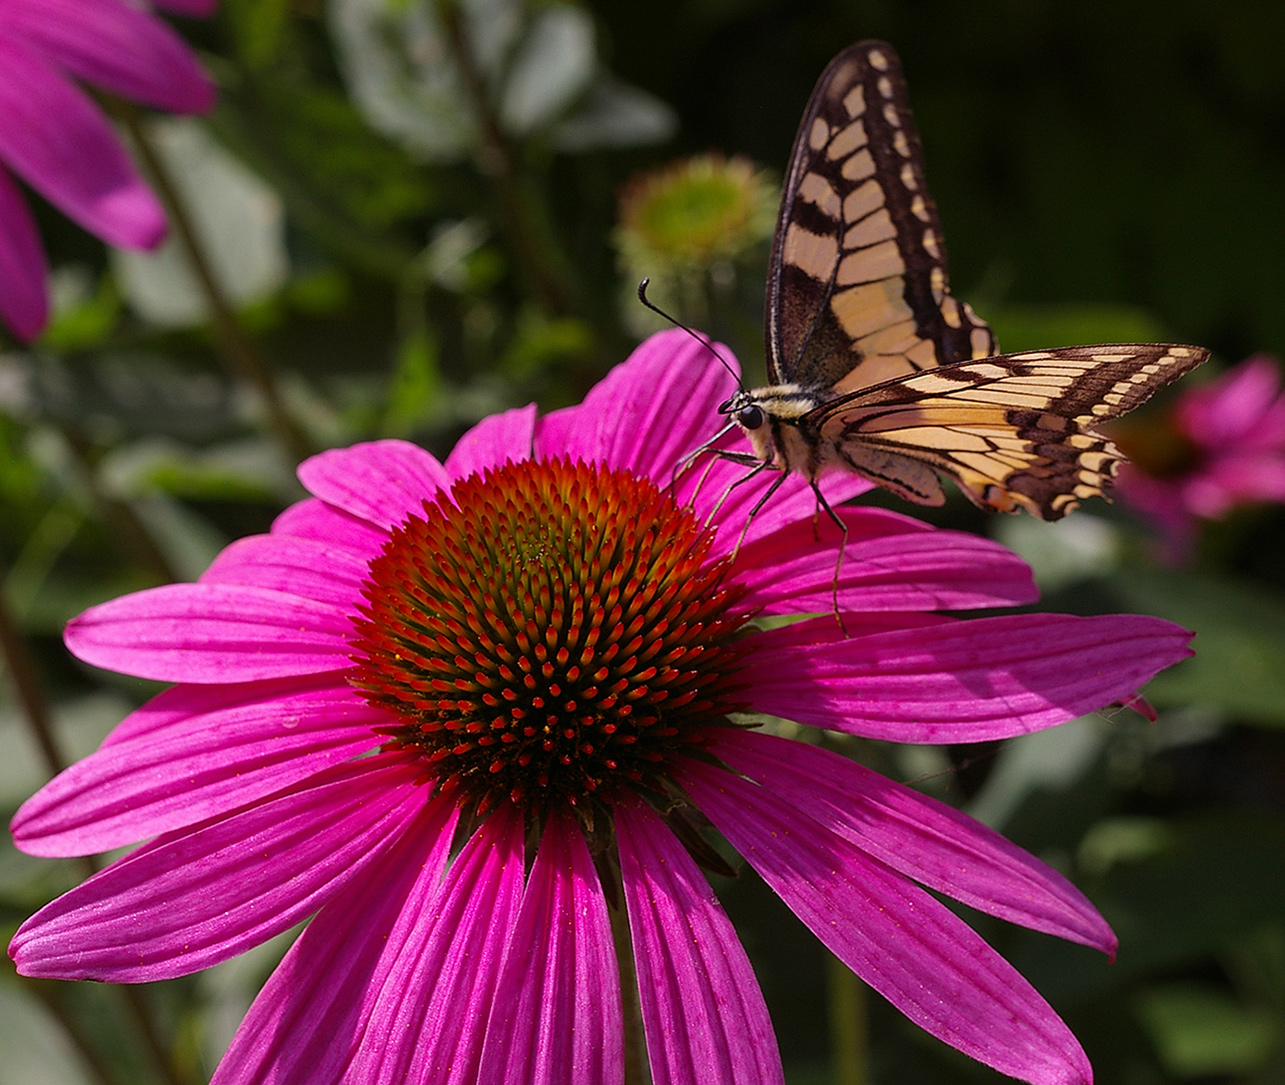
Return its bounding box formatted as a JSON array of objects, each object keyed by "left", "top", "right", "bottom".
[{"left": 721, "top": 40, "right": 1208, "bottom": 519}]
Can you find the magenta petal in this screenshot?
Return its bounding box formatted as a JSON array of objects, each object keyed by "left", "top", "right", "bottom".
[
  {"left": 10, "top": 753, "right": 426, "bottom": 982},
  {"left": 270, "top": 496, "right": 388, "bottom": 560},
  {"left": 350, "top": 806, "right": 527, "bottom": 1084},
  {"left": 734, "top": 507, "right": 1038, "bottom": 614},
  {"left": 747, "top": 612, "right": 1194, "bottom": 742},
  {"left": 211, "top": 797, "right": 459, "bottom": 1085},
  {"left": 0, "top": 0, "right": 215, "bottom": 113},
  {"left": 65, "top": 583, "right": 354, "bottom": 682},
  {"left": 709, "top": 729, "right": 1116, "bottom": 953},
  {"left": 201, "top": 533, "right": 371, "bottom": 608},
  {"left": 0, "top": 165, "right": 48, "bottom": 339},
  {"left": 445, "top": 403, "right": 538, "bottom": 481},
  {"left": 478, "top": 811, "right": 624, "bottom": 1085},
  {"left": 0, "top": 40, "right": 166, "bottom": 249},
  {"left": 12, "top": 675, "right": 385, "bottom": 857},
  {"left": 298, "top": 440, "right": 452, "bottom": 531},
  {"left": 615, "top": 794, "right": 784, "bottom": 1085},
  {"left": 536, "top": 329, "right": 739, "bottom": 477},
  {"left": 682, "top": 761, "right": 1092, "bottom": 1085}
]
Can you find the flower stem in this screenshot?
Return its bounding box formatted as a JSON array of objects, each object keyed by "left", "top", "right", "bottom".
[
  {"left": 1, "top": 561, "right": 198, "bottom": 1085},
  {"left": 0, "top": 557, "right": 63, "bottom": 776},
  {"left": 436, "top": 0, "right": 576, "bottom": 317},
  {"left": 827, "top": 953, "right": 870, "bottom": 1085},
  {"left": 607, "top": 886, "right": 648, "bottom": 1085},
  {"left": 114, "top": 103, "right": 315, "bottom": 465}
]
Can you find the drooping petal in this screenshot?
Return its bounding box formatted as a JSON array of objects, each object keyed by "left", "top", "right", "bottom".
[
  {"left": 211, "top": 796, "right": 460, "bottom": 1085},
  {"left": 349, "top": 805, "right": 526, "bottom": 1085},
  {"left": 13, "top": 675, "right": 384, "bottom": 857},
  {"left": 615, "top": 794, "right": 784, "bottom": 1085},
  {"left": 270, "top": 496, "right": 388, "bottom": 561},
  {"left": 747, "top": 612, "right": 1193, "bottom": 742},
  {"left": 478, "top": 810, "right": 624, "bottom": 1085},
  {"left": 445, "top": 403, "right": 538, "bottom": 481},
  {"left": 682, "top": 761, "right": 1093, "bottom": 1085},
  {"left": 0, "top": 39, "right": 166, "bottom": 249},
  {"left": 0, "top": 0, "right": 215, "bottom": 113},
  {"left": 10, "top": 753, "right": 426, "bottom": 982},
  {"left": 708, "top": 729, "right": 1116, "bottom": 953},
  {"left": 65, "top": 583, "right": 355, "bottom": 682},
  {"left": 200, "top": 533, "right": 372, "bottom": 608},
  {"left": 536, "top": 328, "right": 737, "bottom": 478},
  {"left": 733, "top": 507, "right": 1038, "bottom": 614},
  {"left": 0, "top": 165, "right": 48, "bottom": 339},
  {"left": 297, "top": 439, "right": 451, "bottom": 531}
]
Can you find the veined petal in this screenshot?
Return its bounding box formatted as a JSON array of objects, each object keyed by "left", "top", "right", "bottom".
[
  {"left": 445, "top": 403, "right": 538, "bottom": 481},
  {"left": 270, "top": 496, "right": 388, "bottom": 561},
  {"left": 350, "top": 806, "right": 526, "bottom": 1085},
  {"left": 615, "top": 794, "right": 784, "bottom": 1085},
  {"left": 13, "top": 675, "right": 384, "bottom": 857},
  {"left": 298, "top": 440, "right": 451, "bottom": 531},
  {"left": 65, "top": 583, "right": 355, "bottom": 682},
  {"left": 0, "top": 39, "right": 166, "bottom": 249},
  {"left": 478, "top": 811, "right": 623, "bottom": 1085},
  {"left": 733, "top": 507, "right": 1038, "bottom": 614},
  {"left": 682, "top": 761, "right": 1093, "bottom": 1085},
  {"left": 709, "top": 729, "right": 1116, "bottom": 953},
  {"left": 0, "top": 0, "right": 214, "bottom": 113},
  {"left": 0, "top": 165, "right": 48, "bottom": 339},
  {"left": 210, "top": 796, "right": 459, "bottom": 1085},
  {"left": 200, "top": 534, "right": 372, "bottom": 608},
  {"left": 536, "top": 328, "right": 738, "bottom": 477},
  {"left": 10, "top": 753, "right": 426, "bottom": 982},
  {"left": 747, "top": 612, "right": 1194, "bottom": 742}
]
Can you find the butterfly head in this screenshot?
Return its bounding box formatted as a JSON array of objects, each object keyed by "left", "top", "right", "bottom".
[{"left": 720, "top": 384, "right": 824, "bottom": 468}]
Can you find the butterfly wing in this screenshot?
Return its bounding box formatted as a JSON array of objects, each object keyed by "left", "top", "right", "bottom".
[
  {"left": 806, "top": 344, "right": 1210, "bottom": 519},
  {"left": 766, "top": 41, "right": 996, "bottom": 394}
]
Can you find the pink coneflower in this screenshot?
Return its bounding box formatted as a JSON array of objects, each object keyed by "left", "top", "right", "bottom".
[
  {"left": 1115, "top": 354, "right": 1285, "bottom": 562},
  {"left": 11, "top": 330, "right": 1192, "bottom": 1085},
  {"left": 0, "top": 0, "right": 216, "bottom": 341}
]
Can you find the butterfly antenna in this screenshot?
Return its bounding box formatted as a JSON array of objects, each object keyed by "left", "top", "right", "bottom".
[{"left": 636, "top": 279, "right": 742, "bottom": 386}]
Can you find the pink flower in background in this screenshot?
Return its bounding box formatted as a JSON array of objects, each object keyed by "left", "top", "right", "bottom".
[
  {"left": 1116, "top": 355, "right": 1285, "bottom": 562},
  {"left": 10, "top": 332, "right": 1192, "bottom": 1085},
  {"left": 0, "top": 0, "right": 216, "bottom": 341}
]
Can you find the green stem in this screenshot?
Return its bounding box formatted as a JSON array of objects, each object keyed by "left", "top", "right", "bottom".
[
  {"left": 0, "top": 559, "right": 197, "bottom": 1085},
  {"left": 115, "top": 103, "right": 314, "bottom": 465},
  {"left": 607, "top": 874, "right": 648, "bottom": 1085},
  {"left": 436, "top": 0, "right": 575, "bottom": 317},
  {"left": 827, "top": 953, "right": 870, "bottom": 1085}
]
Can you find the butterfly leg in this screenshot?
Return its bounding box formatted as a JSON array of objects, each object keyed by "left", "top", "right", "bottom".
[
  {"left": 670, "top": 419, "right": 742, "bottom": 498},
  {"left": 728, "top": 466, "right": 791, "bottom": 558},
  {"left": 809, "top": 479, "right": 849, "bottom": 633},
  {"left": 700, "top": 452, "right": 774, "bottom": 531}
]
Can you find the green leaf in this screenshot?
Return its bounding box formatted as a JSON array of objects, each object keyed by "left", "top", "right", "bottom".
[
  {"left": 1135, "top": 984, "right": 1281, "bottom": 1076},
  {"left": 987, "top": 303, "right": 1169, "bottom": 353},
  {"left": 1103, "top": 569, "right": 1285, "bottom": 725}
]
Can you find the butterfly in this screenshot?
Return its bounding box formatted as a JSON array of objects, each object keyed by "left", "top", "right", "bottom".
[{"left": 718, "top": 40, "right": 1209, "bottom": 520}]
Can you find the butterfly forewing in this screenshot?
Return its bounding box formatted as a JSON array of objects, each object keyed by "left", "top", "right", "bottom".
[
  {"left": 809, "top": 345, "right": 1209, "bottom": 519},
  {"left": 766, "top": 41, "right": 996, "bottom": 394}
]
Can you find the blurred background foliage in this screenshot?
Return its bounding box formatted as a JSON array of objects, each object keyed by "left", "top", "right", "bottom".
[{"left": 3, "top": 0, "right": 1285, "bottom": 1082}]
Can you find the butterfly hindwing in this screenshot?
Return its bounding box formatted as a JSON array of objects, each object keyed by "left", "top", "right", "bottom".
[
  {"left": 807, "top": 344, "right": 1209, "bottom": 519},
  {"left": 766, "top": 41, "right": 996, "bottom": 394}
]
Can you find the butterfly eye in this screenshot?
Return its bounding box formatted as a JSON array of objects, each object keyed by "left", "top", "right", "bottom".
[{"left": 737, "top": 405, "right": 765, "bottom": 430}]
